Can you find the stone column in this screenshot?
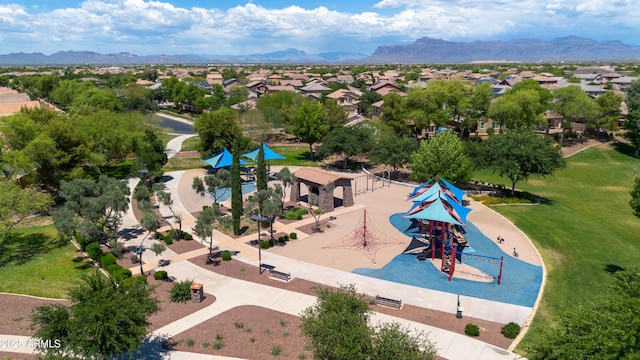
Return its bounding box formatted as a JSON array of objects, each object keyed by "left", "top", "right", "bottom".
[{"left": 290, "top": 181, "right": 300, "bottom": 203}]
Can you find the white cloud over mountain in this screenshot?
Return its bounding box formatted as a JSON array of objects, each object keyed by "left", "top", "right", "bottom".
[{"left": 0, "top": 0, "right": 637, "bottom": 55}]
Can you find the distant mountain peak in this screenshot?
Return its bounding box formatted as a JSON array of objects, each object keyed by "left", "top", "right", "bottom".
[{"left": 367, "top": 36, "right": 640, "bottom": 63}]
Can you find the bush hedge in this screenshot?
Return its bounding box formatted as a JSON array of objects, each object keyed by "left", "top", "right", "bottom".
[
  {"left": 85, "top": 242, "right": 103, "bottom": 260},
  {"left": 289, "top": 232, "right": 297, "bottom": 240},
  {"left": 121, "top": 275, "right": 147, "bottom": 288},
  {"left": 465, "top": 323, "right": 480, "bottom": 337},
  {"left": 154, "top": 271, "right": 168, "bottom": 280},
  {"left": 501, "top": 322, "right": 521, "bottom": 339},
  {"left": 107, "top": 264, "right": 123, "bottom": 275},
  {"left": 260, "top": 241, "right": 270, "bottom": 249},
  {"left": 74, "top": 231, "right": 89, "bottom": 250},
  {"left": 99, "top": 253, "right": 117, "bottom": 268},
  {"left": 114, "top": 268, "right": 132, "bottom": 282},
  {"left": 221, "top": 252, "right": 232, "bottom": 261}
]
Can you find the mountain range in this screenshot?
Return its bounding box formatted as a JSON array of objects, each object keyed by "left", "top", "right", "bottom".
[{"left": 0, "top": 36, "right": 638, "bottom": 65}]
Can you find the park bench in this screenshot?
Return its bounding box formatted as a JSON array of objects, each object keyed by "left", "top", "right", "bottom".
[
  {"left": 269, "top": 269, "right": 291, "bottom": 282},
  {"left": 375, "top": 295, "right": 402, "bottom": 309}
]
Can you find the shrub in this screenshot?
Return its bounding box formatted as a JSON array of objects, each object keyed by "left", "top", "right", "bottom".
[
  {"left": 106, "top": 264, "right": 123, "bottom": 275},
  {"left": 170, "top": 279, "right": 194, "bottom": 303},
  {"left": 120, "top": 275, "right": 147, "bottom": 287},
  {"left": 114, "top": 268, "right": 132, "bottom": 282},
  {"left": 501, "top": 322, "right": 521, "bottom": 339},
  {"left": 99, "top": 253, "right": 117, "bottom": 268},
  {"left": 221, "top": 251, "right": 232, "bottom": 261},
  {"left": 182, "top": 232, "right": 193, "bottom": 240},
  {"left": 74, "top": 231, "right": 88, "bottom": 250},
  {"left": 154, "top": 231, "right": 162, "bottom": 239},
  {"left": 154, "top": 270, "right": 168, "bottom": 280},
  {"left": 85, "top": 242, "right": 102, "bottom": 260},
  {"left": 268, "top": 238, "right": 275, "bottom": 247},
  {"left": 260, "top": 240, "right": 270, "bottom": 249},
  {"left": 271, "top": 344, "right": 281, "bottom": 356},
  {"left": 289, "top": 232, "right": 297, "bottom": 240},
  {"left": 465, "top": 323, "right": 480, "bottom": 336},
  {"left": 164, "top": 237, "right": 173, "bottom": 245},
  {"left": 283, "top": 235, "right": 289, "bottom": 242}
]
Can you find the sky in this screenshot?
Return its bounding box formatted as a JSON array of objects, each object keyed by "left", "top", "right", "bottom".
[{"left": 0, "top": 0, "right": 638, "bottom": 56}]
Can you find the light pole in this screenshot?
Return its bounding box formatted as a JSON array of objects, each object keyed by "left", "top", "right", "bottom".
[{"left": 250, "top": 215, "right": 268, "bottom": 274}]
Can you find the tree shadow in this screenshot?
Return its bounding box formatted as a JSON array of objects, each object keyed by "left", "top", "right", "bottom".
[
  {"left": 0, "top": 232, "right": 57, "bottom": 267},
  {"left": 611, "top": 141, "right": 638, "bottom": 159},
  {"left": 126, "top": 334, "right": 171, "bottom": 360},
  {"left": 603, "top": 263, "right": 626, "bottom": 274}
]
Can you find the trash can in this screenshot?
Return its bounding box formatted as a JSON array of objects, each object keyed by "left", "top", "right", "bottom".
[
  {"left": 190, "top": 283, "right": 203, "bottom": 303},
  {"left": 456, "top": 305, "right": 463, "bottom": 318}
]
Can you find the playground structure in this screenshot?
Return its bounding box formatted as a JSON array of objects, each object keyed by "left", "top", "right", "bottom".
[
  {"left": 324, "top": 209, "right": 404, "bottom": 265},
  {"left": 402, "top": 176, "right": 505, "bottom": 285},
  {"left": 353, "top": 170, "right": 391, "bottom": 196}
]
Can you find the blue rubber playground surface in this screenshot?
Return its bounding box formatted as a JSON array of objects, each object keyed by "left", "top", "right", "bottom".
[{"left": 353, "top": 213, "right": 543, "bottom": 307}]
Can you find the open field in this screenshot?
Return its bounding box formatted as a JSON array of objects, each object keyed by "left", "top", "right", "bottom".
[
  {"left": 0, "top": 225, "right": 92, "bottom": 299},
  {"left": 473, "top": 142, "right": 640, "bottom": 351}
]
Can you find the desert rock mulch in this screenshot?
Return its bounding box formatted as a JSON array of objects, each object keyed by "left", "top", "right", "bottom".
[{"left": 189, "top": 256, "right": 514, "bottom": 350}]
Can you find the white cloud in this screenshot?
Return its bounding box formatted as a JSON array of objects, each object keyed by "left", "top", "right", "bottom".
[
  {"left": 373, "top": 0, "right": 402, "bottom": 8},
  {"left": 0, "top": 0, "right": 638, "bottom": 55}
]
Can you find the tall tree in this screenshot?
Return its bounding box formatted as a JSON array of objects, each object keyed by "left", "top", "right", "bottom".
[
  {"left": 324, "top": 98, "right": 349, "bottom": 130},
  {"left": 53, "top": 175, "right": 130, "bottom": 245},
  {"left": 630, "top": 176, "right": 640, "bottom": 217},
  {"left": 256, "top": 144, "right": 268, "bottom": 192},
  {"left": 230, "top": 140, "right": 243, "bottom": 235},
  {"left": 246, "top": 186, "right": 284, "bottom": 240},
  {"left": 133, "top": 129, "right": 168, "bottom": 185},
  {"left": 290, "top": 100, "right": 329, "bottom": 159},
  {"left": 30, "top": 271, "right": 159, "bottom": 359},
  {"left": 409, "top": 130, "right": 473, "bottom": 184},
  {"left": 0, "top": 180, "right": 51, "bottom": 241},
  {"left": 381, "top": 92, "right": 410, "bottom": 137},
  {"left": 483, "top": 130, "right": 565, "bottom": 195},
  {"left": 156, "top": 190, "right": 182, "bottom": 241},
  {"left": 137, "top": 211, "right": 159, "bottom": 275},
  {"left": 552, "top": 85, "right": 599, "bottom": 144},
  {"left": 300, "top": 284, "right": 373, "bottom": 360},
  {"left": 275, "top": 167, "right": 295, "bottom": 211},
  {"left": 194, "top": 107, "right": 243, "bottom": 158},
  {"left": 317, "top": 126, "right": 374, "bottom": 169},
  {"left": 594, "top": 90, "right": 624, "bottom": 136},
  {"left": 194, "top": 204, "right": 221, "bottom": 258},
  {"left": 526, "top": 266, "right": 640, "bottom": 360},
  {"left": 624, "top": 79, "right": 640, "bottom": 157},
  {"left": 191, "top": 169, "right": 231, "bottom": 204},
  {"left": 369, "top": 133, "right": 419, "bottom": 176},
  {"left": 300, "top": 284, "right": 437, "bottom": 360}
]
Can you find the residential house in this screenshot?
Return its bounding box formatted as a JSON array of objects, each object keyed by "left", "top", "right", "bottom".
[
  {"left": 206, "top": 72, "right": 224, "bottom": 85},
  {"left": 371, "top": 99, "right": 384, "bottom": 118},
  {"left": 573, "top": 73, "right": 602, "bottom": 85},
  {"left": 325, "top": 89, "right": 360, "bottom": 114},
  {"left": 0, "top": 87, "right": 60, "bottom": 117},
  {"left": 370, "top": 81, "right": 402, "bottom": 96},
  {"left": 300, "top": 83, "right": 332, "bottom": 100},
  {"left": 279, "top": 79, "right": 304, "bottom": 88}
]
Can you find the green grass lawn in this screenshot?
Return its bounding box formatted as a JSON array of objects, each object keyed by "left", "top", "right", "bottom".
[
  {"left": 473, "top": 143, "right": 640, "bottom": 351},
  {"left": 0, "top": 225, "right": 93, "bottom": 299},
  {"left": 265, "top": 145, "right": 322, "bottom": 167},
  {"left": 180, "top": 136, "right": 200, "bottom": 152}
]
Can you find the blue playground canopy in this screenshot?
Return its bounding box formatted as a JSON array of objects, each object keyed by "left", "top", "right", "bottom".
[
  {"left": 203, "top": 148, "right": 249, "bottom": 169},
  {"left": 241, "top": 143, "right": 285, "bottom": 162}
]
